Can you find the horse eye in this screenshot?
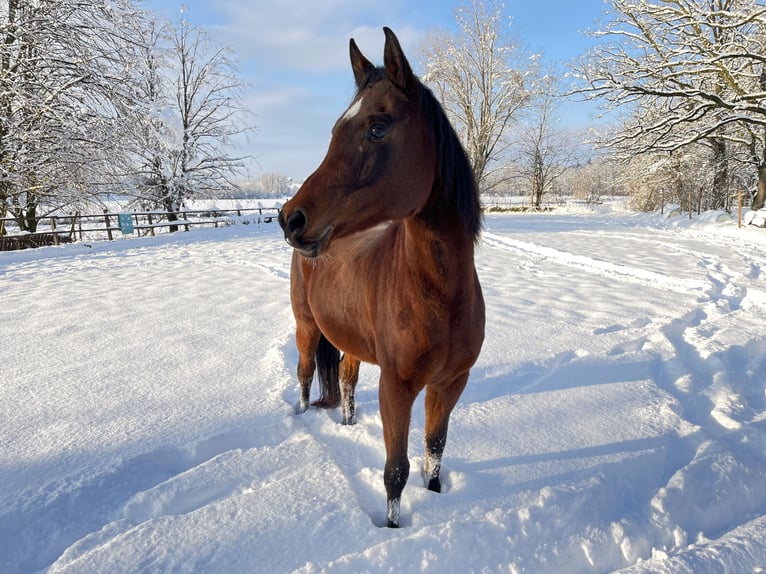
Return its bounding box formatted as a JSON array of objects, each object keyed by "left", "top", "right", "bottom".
[{"left": 368, "top": 123, "right": 388, "bottom": 142}]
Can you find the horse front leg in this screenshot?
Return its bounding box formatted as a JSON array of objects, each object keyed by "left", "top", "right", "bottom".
[
  {"left": 339, "top": 354, "right": 360, "bottom": 425},
  {"left": 423, "top": 372, "right": 469, "bottom": 493},
  {"left": 379, "top": 372, "right": 417, "bottom": 527},
  {"left": 295, "top": 323, "right": 320, "bottom": 414}
]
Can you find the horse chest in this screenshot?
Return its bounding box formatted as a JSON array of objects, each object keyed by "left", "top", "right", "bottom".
[{"left": 304, "top": 258, "right": 448, "bottom": 364}]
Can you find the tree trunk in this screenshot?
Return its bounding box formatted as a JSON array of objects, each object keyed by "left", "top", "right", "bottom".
[
  {"left": 711, "top": 138, "right": 728, "bottom": 210},
  {"left": 12, "top": 195, "right": 38, "bottom": 232},
  {"left": 25, "top": 201, "right": 37, "bottom": 233},
  {"left": 163, "top": 196, "right": 180, "bottom": 233},
  {"left": 532, "top": 150, "right": 544, "bottom": 208},
  {"left": 754, "top": 163, "right": 766, "bottom": 210},
  {"left": 0, "top": 198, "right": 7, "bottom": 236}
]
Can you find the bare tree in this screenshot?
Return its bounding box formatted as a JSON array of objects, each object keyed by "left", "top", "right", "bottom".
[
  {"left": 420, "top": 0, "right": 535, "bottom": 191},
  {"left": 574, "top": 0, "right": 766, "bottom": 209},
  {"left": 131, "top": 12, "right": 252, "bottom": 229},
  {"left": 515, "top": 73, "right": 581, "bottom": 207}
]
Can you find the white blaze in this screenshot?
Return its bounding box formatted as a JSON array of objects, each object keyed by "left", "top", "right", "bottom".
[{"left": 342, "top": 97, "right": 363, "bottom": 122}]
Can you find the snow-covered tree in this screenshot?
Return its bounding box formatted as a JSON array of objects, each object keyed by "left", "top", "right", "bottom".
[
  {"left": 575, "top": 0, "right": 766, "bottom": 209},
  {"left": 128, "top": 12, "right": 252, "bottom": 229},
  {"left": 560, "top": 157, "right": 622, "bottom": 202},
  {"left": 616, "top": 145, "right": 718, "bottom": 212},
  {"left": 251, "top": 173, "right": 292, "bottom": 196},
  {"left": 121, "top": 18, "right": 175, "bottom": 211},
  {"left": 0, "top": 3, "right": 253, "bottom": 234},
  {"left": 420, "top": 0, "right": 535, "bottom": 191},
  {"left": 0, "top": 0, "right": 145, "bottom": 232}
]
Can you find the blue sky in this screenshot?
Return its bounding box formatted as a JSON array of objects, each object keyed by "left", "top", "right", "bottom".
[{"left": 142, "top": 0, "right": 606, "bottom": 181}]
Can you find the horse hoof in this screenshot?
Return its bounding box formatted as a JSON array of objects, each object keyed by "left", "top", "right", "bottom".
[
  {"left": 342, "top": 415, "right": 357, "bottom": 426},
  {"left": 427, "top": 477, "right": 441, "bottom": 493},
  {"left": 386, "top": 498, "right": 400, "bottom": 528},
  {"left": 294, "top": 401, "right": 308, "bottom": 415}
]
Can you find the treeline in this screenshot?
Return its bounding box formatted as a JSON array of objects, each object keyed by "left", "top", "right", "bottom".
[
  {"left": 420, "top": 0, "right": 766, "bottom": 213},
  {"left": 574, "top": 0, "right": 766, "bottom": 212},
  {"left": 236, "top": 173, "right": 298, "bottom": 199}
]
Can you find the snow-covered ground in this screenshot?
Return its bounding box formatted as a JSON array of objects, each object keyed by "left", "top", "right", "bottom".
[{"left": 1, "top": 205, "right": 765, "bottom": 573}]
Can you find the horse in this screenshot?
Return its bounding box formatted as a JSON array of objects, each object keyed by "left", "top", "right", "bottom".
[{"left": 278, "top": 27, "right": 485, "bottom": 528}]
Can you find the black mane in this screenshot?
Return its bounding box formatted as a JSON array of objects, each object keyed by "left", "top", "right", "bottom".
[{"left": 416, "top": 79, "right": 483, "bottom": 242}]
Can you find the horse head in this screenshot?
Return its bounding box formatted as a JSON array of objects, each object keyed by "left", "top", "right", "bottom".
[{"left": 279, "top": 27, "right": 436, "bottom": 258}]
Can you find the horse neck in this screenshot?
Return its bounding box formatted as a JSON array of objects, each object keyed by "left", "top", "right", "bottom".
[
  {"left": 399, "top": 197, "right": 476, "bottom": 283},
  {"left": 415, "top": 179, "right": 476, "bottom": 251}
]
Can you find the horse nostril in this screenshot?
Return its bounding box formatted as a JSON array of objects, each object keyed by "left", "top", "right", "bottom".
[{"left": 286, "top": 209, "right": 308, "bottom": 236}]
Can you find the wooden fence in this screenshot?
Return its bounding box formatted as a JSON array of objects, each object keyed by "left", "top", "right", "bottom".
[{"left": 0, "top": 207, "right": 281, "bottom": 251}]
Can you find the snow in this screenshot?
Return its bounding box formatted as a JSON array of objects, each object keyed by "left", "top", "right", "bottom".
[{"left": 1, "top": 204, "right": 765, "bottom": 573}]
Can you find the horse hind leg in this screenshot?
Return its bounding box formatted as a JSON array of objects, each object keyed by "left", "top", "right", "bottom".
[
  {"left": 294, "top": 324, "right": 342, "bottom": 413},
  {"left": 339, "top": 355, "right": 360, "bottom": 425},
  {"left": 294, "top": 324, "right": 321, "bottom": 414},
  {"left": 294, "top": 323, "right": 344, "bottom": 414},
  {"left": 312, "top": 334, "right": 341, "bottom": 408},
  {"left": 296, "top": 358, "right": 313, "bottom": 414},
  {"left": 423, "top": 372, "right": 470, "bottom": 493}
]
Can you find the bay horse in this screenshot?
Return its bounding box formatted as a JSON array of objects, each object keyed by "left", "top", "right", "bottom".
[{"left": 278, "top": 27, "right": 485, "bottom": 528}]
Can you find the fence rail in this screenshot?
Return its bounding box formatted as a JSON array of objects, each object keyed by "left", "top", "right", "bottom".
[{"left": 0, "top": 207, "right": 281, "bottom": 251}]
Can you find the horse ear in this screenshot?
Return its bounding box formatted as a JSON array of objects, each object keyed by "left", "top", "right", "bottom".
[
  {"left": 383, "top": 27, "right": 415, "bottom": 95},
  {"left": 350, "top": 38, "right": 375, "bottom": 88}
]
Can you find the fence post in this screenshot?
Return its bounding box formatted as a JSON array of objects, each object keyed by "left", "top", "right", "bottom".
[
  {"left": 738, "top": 189, "right": 743, "bottom": 229},
  {"left": 50, "top": 217, "right": 59, "bottom": 245},
  {"left": 103, "top": 209, "right": 113, "bottom": 240},
  {"left": 69, "top": 213, "right": 78, "bottom": 241},
  {"left": 147, "top": 212, "right": 156, "bottom": 236}
]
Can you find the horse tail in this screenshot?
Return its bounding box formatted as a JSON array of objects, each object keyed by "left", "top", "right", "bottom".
[{"left": 312, "top": 333, "right": 341, "bottom": 408}]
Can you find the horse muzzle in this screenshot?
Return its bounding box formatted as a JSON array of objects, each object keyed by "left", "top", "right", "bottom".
[{"left": 278, "top": 207, "right": 333, "bottom": 258}]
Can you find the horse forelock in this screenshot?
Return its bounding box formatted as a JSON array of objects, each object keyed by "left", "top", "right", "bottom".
[{"left": 355, "top": 66, "right": 387, "bottom": 92}]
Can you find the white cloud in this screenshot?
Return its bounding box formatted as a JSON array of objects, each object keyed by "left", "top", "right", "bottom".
[
  {"left": 159, "top": 0, "right": 603, "bottom": 81},
  {"left": 143, "top": 0, "right": 450, "bottom": 179},
  {"left": 214, "top": 0, "right": 430, "bottom": 73}
]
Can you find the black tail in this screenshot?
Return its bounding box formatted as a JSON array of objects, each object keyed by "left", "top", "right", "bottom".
[{"left": 312, "top": 333, "right": 341, "bottom": 408}]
